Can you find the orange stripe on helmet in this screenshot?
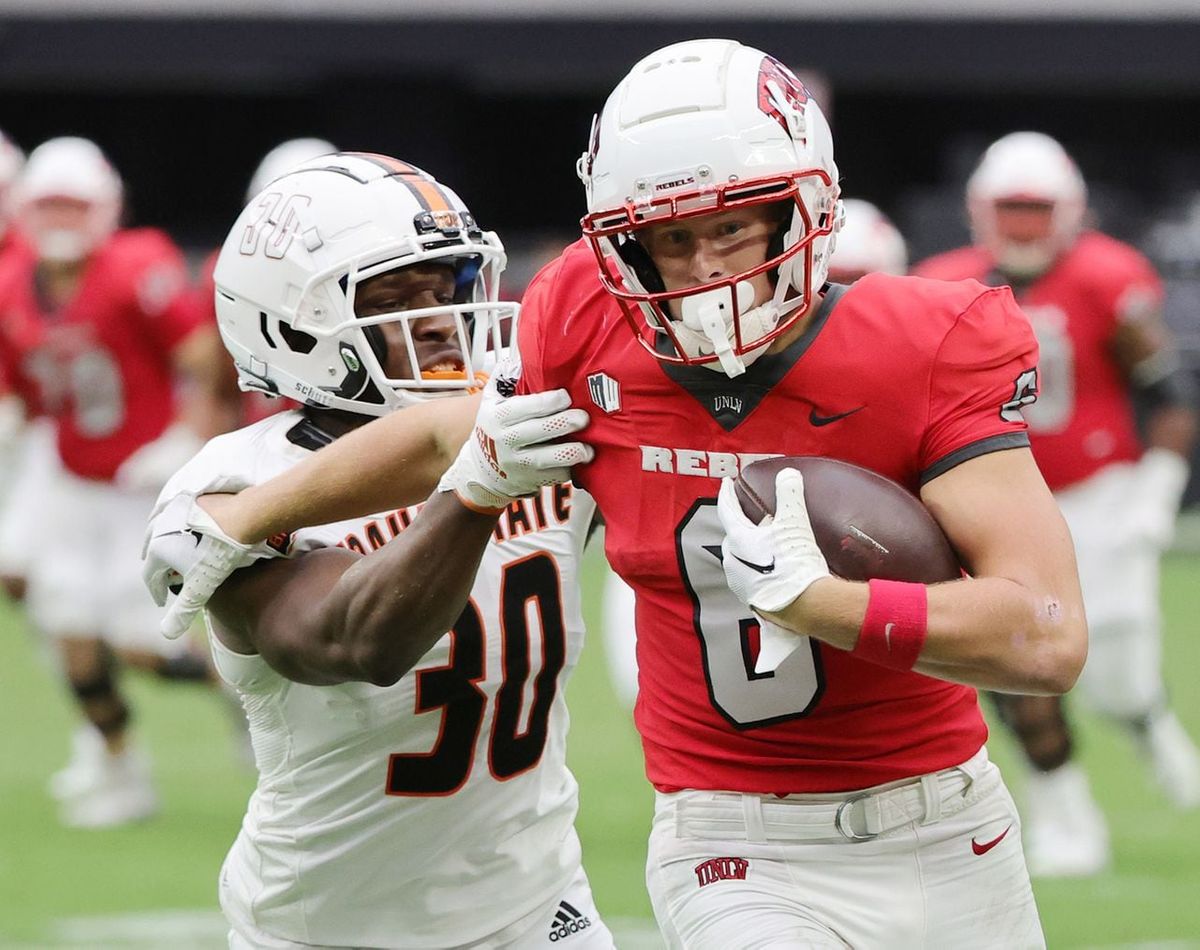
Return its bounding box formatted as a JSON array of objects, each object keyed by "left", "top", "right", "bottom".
[
  {"left": 405, "top": 175, "right": 452, "bottom": 212},
  {"left": 343, "top": 152, "right": 419, "bottom": 176},
  {"left": 343, "top": 151, "right": 453, "bottom": 212}
]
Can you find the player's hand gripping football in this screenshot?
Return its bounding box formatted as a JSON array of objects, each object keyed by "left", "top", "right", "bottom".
[
  {"left": 717, "top": 470, "right": 832, "bottom": 672},
  {"left": 143, "top": 483, "right": 282, "bottom": 640},
  {"left": 437, "top": 367, "right": 593, "bottom": 513}
]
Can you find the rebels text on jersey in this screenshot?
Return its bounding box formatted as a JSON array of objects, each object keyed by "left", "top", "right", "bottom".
[
  {"left": 152, "top": 411, "right": 595, "bottom": 948},
  {"left": 0, "top": 229, "right": 203, "bottom": 480},
  {"left": 915, "top": 232, "right": 1153, "bottom": 490},
  {"left": 518, "top": 240, "right": 1038, "bottom": 794}
]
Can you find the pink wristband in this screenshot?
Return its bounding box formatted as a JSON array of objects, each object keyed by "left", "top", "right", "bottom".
[{"left": 854, "top": 579, "right": 927, "bottom": 671}]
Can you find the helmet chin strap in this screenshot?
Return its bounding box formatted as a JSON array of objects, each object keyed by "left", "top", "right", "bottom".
[{"left": 678, "top": 281, "right": 758, "bottom": 378}]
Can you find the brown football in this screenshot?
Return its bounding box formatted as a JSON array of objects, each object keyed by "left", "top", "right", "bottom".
[{"left": 733, "top": 456, "right": 962, "bottom": 583}]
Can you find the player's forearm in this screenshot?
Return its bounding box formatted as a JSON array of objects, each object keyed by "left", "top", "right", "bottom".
[
  {"left": 209, "top": 398, "right": 478, "bottom": 543},
  {"left": 329, "top": 493, "right": 496, "bottom": 685},
  {"left": 288, "top": 492, "right": 497, "bottom": 686},
  {"left": 768, "top": 574, "right": 1086, "bottom": 694}
]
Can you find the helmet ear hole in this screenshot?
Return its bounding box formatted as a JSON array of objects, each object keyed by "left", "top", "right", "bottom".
[{"left": 278, "top": 322, "right": 318, "bottom": 354}]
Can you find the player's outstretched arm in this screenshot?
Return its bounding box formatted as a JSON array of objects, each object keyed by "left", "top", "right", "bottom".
[
  {"left": 722, "top": 448, "right": 1088, "bottom": 695},
  {"left": 1110, "top": 307, "right": 1198, "bottom": 550},
  {"left": 207, "top": 394, "right": 481, "bottom": 545},
  {"left": 207, "top": 490, "right": 499, "bottom": 686},
  {"left": 148, "top": 377, "right": 593, "bottom": 640}
]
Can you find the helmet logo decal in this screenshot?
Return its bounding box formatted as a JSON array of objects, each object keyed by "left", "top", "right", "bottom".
[
  {"left": 757, "top": 57, "right": 809, "bottom": 141},
  {"left": 341, "top": 348, "right": 361, "bottom": 373},
  {"left": 239, "top": 192, "right": 311, "bottom": 260}
]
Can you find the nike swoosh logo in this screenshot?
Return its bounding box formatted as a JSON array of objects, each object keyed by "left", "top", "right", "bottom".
[
  {"left": 809, "top": 405, "right": 865, "bottom": 427},
  {"left": 971, "top": 825, "right": 1011, "bottom": 855},
  {"left": 732, "top": 553, "right": 775, "bottom": 574},
  {"left": 884, "top": 623, "right": 895, "bottom": 650}
]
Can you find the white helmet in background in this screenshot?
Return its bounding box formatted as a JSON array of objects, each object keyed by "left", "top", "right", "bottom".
[
  {"left": 0, "top": 130, "right": 25, "bottom": 240},
  {"left": 214, "top": 152, "right": 512, "bottom": 416},
  {"left": 827, "top": 198, "right": 907, "bottom": 282},
  {"left": 246, "top": 137, "right": 336, "bottom": 203},
  {"left": 967, "top": 131, "right": 1086, "bottom": 279},
  {"left": 15, "top": 136, "right": 123, "bottom": 263},
  {"left": 579, "top": 38, "right": 841, "bottom": 377}
]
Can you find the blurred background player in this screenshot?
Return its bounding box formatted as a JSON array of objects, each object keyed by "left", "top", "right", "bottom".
[
  {"left": 599, "top": 195, "right": 911, "bottom": 713},
  {"left": 0, "top": 136, "right": 236, "bottom": 828},
  {"left": 145, "top": 152, "right": 612, "bottom": 949},
  {"left": 194, "top": 136, "right": 337, "bottom": 430},
  {"left": 0, "top": 128, "right": 40, "bottom": 591},
  {"left": 915, "top": 131, "right": 1200, "bottom": 876},
  {"left": 826, "top": 197, "right": 908, "bottom": 284},
  {"left": 0, "top": 128, "right": 23, "bottom": 260}
]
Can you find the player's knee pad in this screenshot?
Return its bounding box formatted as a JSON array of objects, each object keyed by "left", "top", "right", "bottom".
[
  {"left": 989, "top": 692, "right": 1074, "bottom": 771},
  {"left": 1, "top": 573, "right": 26, "bottom": 602},
  {"left": 70, "top": 669, "right": 130, "bottom": 738}
]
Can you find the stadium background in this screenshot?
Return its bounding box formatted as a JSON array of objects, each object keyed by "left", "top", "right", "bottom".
[{"left": 2, "top": 2, "right": 1200, "bottom": 946}]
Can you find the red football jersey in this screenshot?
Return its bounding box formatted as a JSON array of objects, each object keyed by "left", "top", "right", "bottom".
[
  {"left": 519, "top": 240, "right": 1039, "bottom": 794},
  {"left": 0, "top": 229, "right": 203, "bottom": 480},
  {"left": 915, "top": 232, "right": 1151, "bottom": 490},
  {"left": 0, "top": 232, "right": 32, "bottom": 405}
]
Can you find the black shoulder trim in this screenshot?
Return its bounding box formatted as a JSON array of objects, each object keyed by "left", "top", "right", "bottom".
[
  {"left": 920, "top": 432, "right": 1030, "bottom": 486},
  {"left": 285, "top": 415, "right": 336, "bottom": 452}
]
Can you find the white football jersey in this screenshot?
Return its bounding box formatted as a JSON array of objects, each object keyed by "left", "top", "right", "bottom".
[{"left": 154, "top": 410, "right": 596, "bottom": 948}]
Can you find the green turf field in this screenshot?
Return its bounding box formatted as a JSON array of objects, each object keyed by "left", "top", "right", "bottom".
[{"left": 2, "top": 547, "right": 1199, "bottom": 948}]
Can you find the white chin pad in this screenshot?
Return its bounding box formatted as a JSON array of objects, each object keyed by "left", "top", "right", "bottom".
[{"left": 678, "top": 282, "right": 756, "bottom": 377}]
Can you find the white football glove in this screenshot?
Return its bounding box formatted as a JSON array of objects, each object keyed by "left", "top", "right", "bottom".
[
  {"left": 1125, "top": 447, "right": 1190, "bottom": 550},
  {"left": 116, "top": 423, "right": 205, "bottom": 493},
  {"left": 143, "top": 481, "right": 281, "bottom": 640},
  {"left": 717, "top": 470, "right": 832, "bottom": 672},
  {"left": 437, "top": 370, "right": 593, "bottom": 512}
]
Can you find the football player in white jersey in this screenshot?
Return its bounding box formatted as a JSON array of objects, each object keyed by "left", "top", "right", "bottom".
[{"left": 145, "top": 152, "right": 612, "bottom": 949}]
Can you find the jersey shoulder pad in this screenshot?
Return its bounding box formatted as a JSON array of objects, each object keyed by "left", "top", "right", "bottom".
[{"left": 155, "top": 412, "right": 301, "bottom": 509}]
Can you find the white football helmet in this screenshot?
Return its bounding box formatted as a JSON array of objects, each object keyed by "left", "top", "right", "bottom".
[
  {"left": 967, "top": 131, "right": 1086, "bottom": 279},
  {"left": 827, "top": 198, "right": 907, "bottom": 282},
  {"left": 15, "top": 136, "right": 123, "bottom": 263},
  {"left": 0, "top": 129, "right": 25, "bottom": 240},
  {"left": 578, "top": 38, "right": 841, "bottom": 377},
  {"left": 246, "top": 137, "right": 336, "bottom": 203},
  {"left": 214, "top": 152, "right": 511, "bottom": 416}
]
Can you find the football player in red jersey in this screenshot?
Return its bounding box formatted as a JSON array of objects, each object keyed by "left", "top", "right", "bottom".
[
  {"left": 139, "top": 40, "right": 1085, "bottom": 947},
  {"left": 915, "top": 131, "right": 1200, "bottom": 877},
  {"left": 0, "top": 137, "right": 236, "bottom": 827},
  {"left": 0, "top": 127, "right": 34, "bottom": 587},
  {"left": 0, "top": 128, "right": 23, "bottom": 258},
  {"left": 600, "top": 195, "right": 911, "bottom": 712},
  {"left": 539, "top": 38, "right": 1086, "bottom": 948}
]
